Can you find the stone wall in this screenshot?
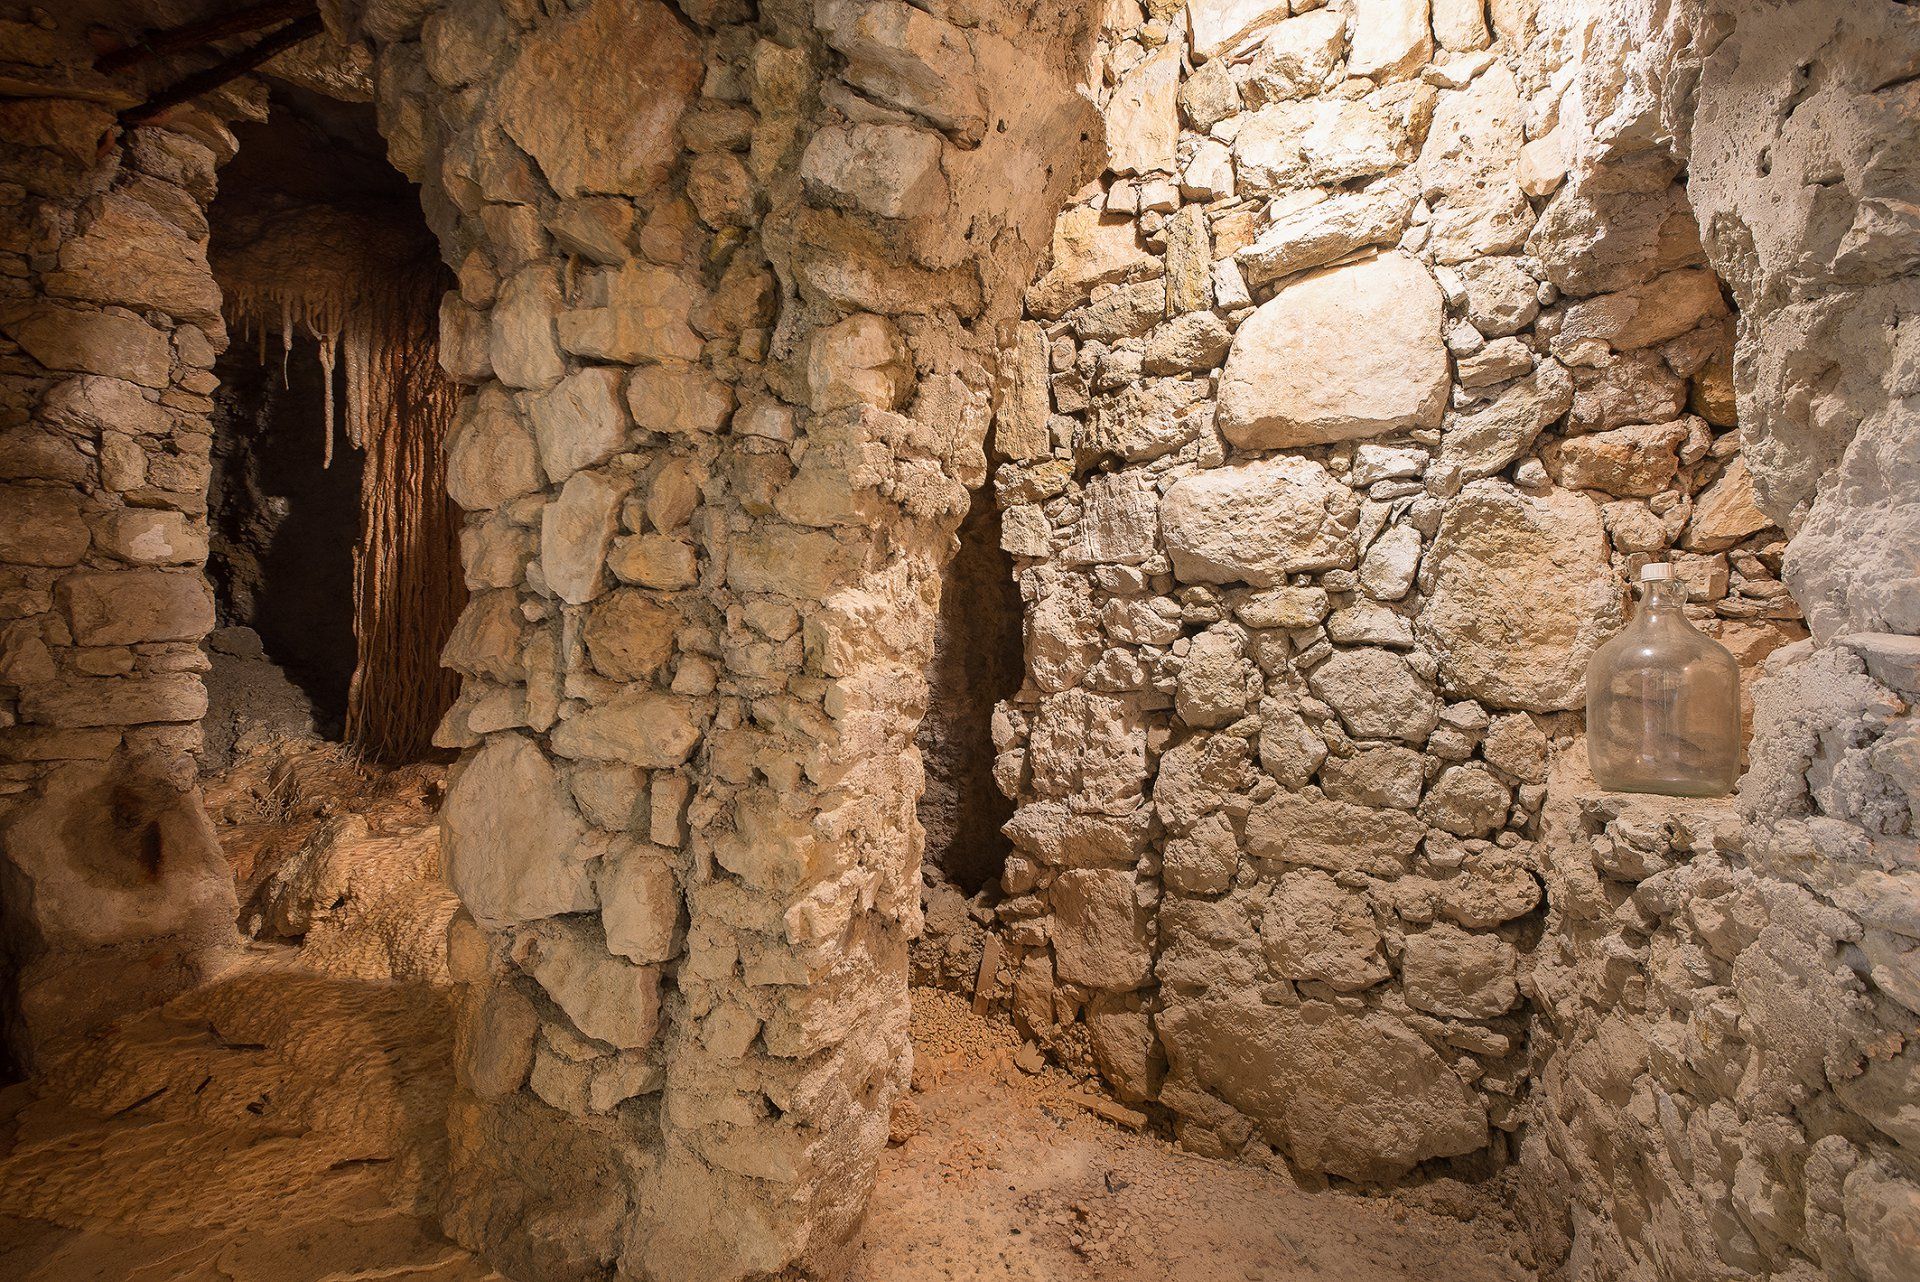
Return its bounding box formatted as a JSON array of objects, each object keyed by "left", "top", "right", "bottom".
[
  {"left": 979, "top": 0, "right": 1806, "bottom": 1186},
  {"left": 346, "top": 0, "right": 1102, "bottom": 1276},
  {"left": 1513, "top": 2, "right": 1920, "bottom": 1278},
  {"left": 0, "top": 20, "right": 242, "bottom": 1067}
]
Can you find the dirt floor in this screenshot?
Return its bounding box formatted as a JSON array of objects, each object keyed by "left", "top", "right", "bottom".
[{"left": 0, "top": 744, "right": 1535, "bottom": 1281}]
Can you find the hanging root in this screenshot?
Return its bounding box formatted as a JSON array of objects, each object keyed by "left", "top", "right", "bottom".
[{"left": 223, "top": 260, "right": 464, "bottom": 764}]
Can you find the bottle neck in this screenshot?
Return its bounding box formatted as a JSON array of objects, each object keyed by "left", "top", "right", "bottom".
[{"left": 1636, "top": 578, "right": 1689, "bottom": 622}]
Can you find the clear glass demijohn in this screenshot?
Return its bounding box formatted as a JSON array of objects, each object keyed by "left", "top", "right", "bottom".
[{"left": 1585, "top": 563, "right": 1742, "bottom": 798}]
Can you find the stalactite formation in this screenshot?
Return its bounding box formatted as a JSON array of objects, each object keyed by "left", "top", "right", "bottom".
[{"left": 225, "top": 262, "right": 464, "bottom": 763}]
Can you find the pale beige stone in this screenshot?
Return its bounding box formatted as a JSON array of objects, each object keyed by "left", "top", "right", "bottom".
[
  {"left": 1416, "top": 481, "right": 1622, "bottom": 710},
  {"left": 525, "top": 367, "right": 629, "bottom": 483},
  {"left": 550, "top": 690, "right": 702, "bottom": 766},
  {"left": 493, "top": 0, "right": 700, "bottom": 198},
  {"left": 1106, "top": 45, "right": 1181, "bottom": 176},
  {"left": 1217, "top": 254, "right": 1448, "bottom": 448},
  {"left": 441, "top": 735, "right": 596, "bottom": 927},
  {"left": 541, "top": 469, "right": 626, "bottom": 605},
  {"left": 1161, "top": 456, "right": 1360, "bottom": 585}
]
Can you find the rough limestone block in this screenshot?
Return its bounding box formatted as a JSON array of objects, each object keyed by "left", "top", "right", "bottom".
[
  {"left": 1161, "top": 456, "right": 1361, "bottom": 585},
  {"left": 1416, "top": 481, "right": 1622, "bottom": 710},
  {"left": 1216, "top": 253, "right": 1448, "bottom": 448},
  {"left": 441, "top": 735, "right": 596, "bottom": 927}
]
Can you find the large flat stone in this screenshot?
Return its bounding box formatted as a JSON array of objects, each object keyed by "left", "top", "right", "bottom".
[
  {"left": 1161, "top": 456, "right": 1360, "bottom": 585},
  {"left": 1416, "top": 481, "right": 1622, "bottom": 710},
  {"left": 441, "top": 735, "right": 596, "bottom": 927},
  {"left": 494, "top": 0, "right": 701, "bottom": 198},
  {"left": 1217, "top": 253, "right": 1448, "bottom": 448}
]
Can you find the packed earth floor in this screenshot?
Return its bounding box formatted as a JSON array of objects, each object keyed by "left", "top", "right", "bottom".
[{"left": 0, "top": 743, "right": 1532, "bottom": 1282}]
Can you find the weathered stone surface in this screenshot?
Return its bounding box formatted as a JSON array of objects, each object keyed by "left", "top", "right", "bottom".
[
  {"left": 583, "top": 589, "right": 679, "bottom": 681},
  {"left": 513, "top": 917, "right": 661, "bottom": 1048},
  {"left": 1359, "top": 524, "right": 1423, "bottom": 600},
  {"left": 800, "top": 123, "right": 947, "bottom": 220},
  {"left": 1028, "top": 206, "right": 1153, "bottom": 318},
  {"left": 442, "top": 736, "right": 596, "bottom": 927},
  {"left": 0, "top": 302, "right": 172, "bottom": 387},
  {"left": 1415, "top": 64, "right": 1530, "bottom": 262},
  {"left": 59, "top": 570, "right": 213, "bottom": 645},
  {"left": 1439, "top": 359, "right": 1573, "bottom": 481},
  {"left": 1050, "top": 868, "right": 1151, "bottom": 991},
  {"left": 540, "top": 469, "right": 625, "bottom": 605},
  {"left": 1234, "top": 185, "right": 1415, "bottom": 287},
  {"left": 1263, "top": 870, "right": 1389, "bottom": 991},
  {"left": 550, "top": 690, "right": 701, "bottom": 766},
  {"left": 1233, "top": 88, "right": 1433, "bottom": 195},
  {"left": 627, "top": 362, "right": 733, "bottom": 435},
  {"left": 490, "top": 265, "right": 567, "bottom": 390},
  {"left": 1027, "top": 688, "right": 1149, "bottom": 808},
  {"left": 1161, "top": 457, "right": 1360, "bottom": 585},
  {"left": 1158, "top": 996, "right": 1486, "bottom": 1180},
  {"left": 816, "top": 0, "right": 987, "bottom": 143},
  {"left": 1417, "top": 482, "right": 1621, "bottom": 710},
  {"left": 1417, "top": 764, "right": 1511, "bottom": 836},
  {"left": 599, "top": 843, "right": 678, "bottom": 965},
  {"left": 17, "top": 674, "right": 207, "bottom": 728},
  {"left": 1062, "top": 471, "right": 1158, "bottom": 565},
  {"left": 1683, "top": 457, "right": 1771, "bottom": 551},
  {"left": 1176, "top": 629, "right": 1255, "bottom": 728},
  {"left": 1309, "top": 648, "right": 1441, "bottom": 744},
  {"left": 1238, "top": 10, "right": 1346, "bottom": 105},
  {"left": 49, "top": 192, "right": 220, "bottom": 322},
  {"left": 1482, "top": 713, "right": 1548, "bottom": 782},
  {"left": 1543, "top": 420, "right": 1687, "bottom": 497},
  {"left": 91, "top": 510, "right": 205, "bottom": 565},
  {"left": 1187, "top": 0, "right": 1293, "bottom": 62},
  {"left": 1401, "top": 924, "right": 1517, "bottom": 1018},
  {"left": 1244, "top": 790, "right": 1425, "bottom": 876},
  {"left": 1217, "top": 254, "right": 1447, "bottom": 448},
  {"left": 1321, "top": 745, "right": 1425, "bottom": 809},
  {"left": 494, "top": 0, "right": 700, "bottom": 198},
  {"left": 525, "top": 367, "right": 628, "bottom": 483},
  {"left": 0, "top": 487, "right": 89, "bottom": 566},
  {"left": 1346, "top": 0, "right": 1433, "bottom": 82},
  {"left": 1107, "top": 46, "right": 1181, "bottom": 176}
]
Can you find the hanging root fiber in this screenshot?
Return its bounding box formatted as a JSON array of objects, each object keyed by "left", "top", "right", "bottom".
[{"left": 226, "top": 262, "right": 465, "bottom": 765}]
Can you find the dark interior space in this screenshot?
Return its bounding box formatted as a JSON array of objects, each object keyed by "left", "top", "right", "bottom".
[
  {"left": 205, "top": 343, "right": 364, "bottom": 751},
  {"left": 917, "top": 485, "right": 1025, "bottom": 895}
]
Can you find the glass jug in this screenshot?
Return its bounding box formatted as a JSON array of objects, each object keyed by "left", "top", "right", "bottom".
[{"left": 1585, "top": 563, "right": 1740, "bottom": 797}]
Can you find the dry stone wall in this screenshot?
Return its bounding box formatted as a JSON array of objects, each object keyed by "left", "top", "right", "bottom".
[
  {"left": 348, "top": 0, "right": 1100, "bottom": 1277},
  {"left": 1513, "top": 2, "right": 1920, "bottom": 1278},
  {"left": 0, "top": 19, "right": 242, "bottom": 1066},
  {"left": 982, "top": 0, "right": 1805, "bottom": 1185}
]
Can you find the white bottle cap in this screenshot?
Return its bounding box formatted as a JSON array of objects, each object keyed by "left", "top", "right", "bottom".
[{"left": 1639, "top": 563, "right": 1674, "bottom": 582}]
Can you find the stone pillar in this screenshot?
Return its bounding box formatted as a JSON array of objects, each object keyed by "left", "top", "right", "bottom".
[
  {"left": 350, "top": 0, "right": 1099, "bottom": 1275},
  {"left": 0, "top": 25, "right": 240, "bottom": 1067}
]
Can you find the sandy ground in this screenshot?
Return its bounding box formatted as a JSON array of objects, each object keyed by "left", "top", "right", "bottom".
[
  {"left": 854, "top": 989, "right": 1532, "bottom": 1282},
  {"left": 0, "top": 978, "right": 1532, "bottom": 1282},
  {"left": 0, "top": 742, "right": 1533, "bottom": 1281}
]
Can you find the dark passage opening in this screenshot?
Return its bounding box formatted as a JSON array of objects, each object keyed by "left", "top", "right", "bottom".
[
  {"left": 200, "top": 86, "right": 458, "bottom": 770},
  {"left": 918, "top": 487, "right": 1025, "bottom": 894},
  {"left": 207, "top": 339, "right": 364, "bottom": 751}
]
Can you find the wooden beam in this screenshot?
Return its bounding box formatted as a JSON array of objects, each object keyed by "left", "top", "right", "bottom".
[
  {"left": 96, "top": 0, "right": 318, "bottom": 74},
  {"left": 118, "top": 14, "right": 324, "bottom": 129}
]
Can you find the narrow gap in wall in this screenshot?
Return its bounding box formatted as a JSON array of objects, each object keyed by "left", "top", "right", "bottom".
[{"left": 917, "top": 481, "right": 1024, "bottom": 892}]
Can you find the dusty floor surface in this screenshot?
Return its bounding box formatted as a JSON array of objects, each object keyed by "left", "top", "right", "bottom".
[
  {"left": 0, "top": 980, "right": 1534, "bottom": 1282},
  {"left": 0, "top": 744, "right": 1534, "bottom": 1282}
]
